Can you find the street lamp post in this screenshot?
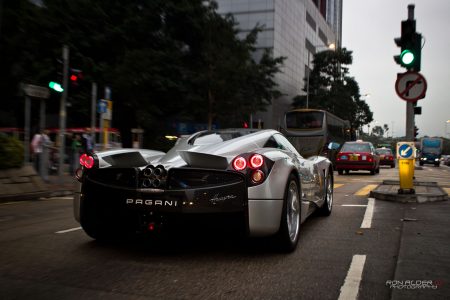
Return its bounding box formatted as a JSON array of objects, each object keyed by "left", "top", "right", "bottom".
[
  {"left": 446, "top": 120, "right": 450, "bottom": 138},
  {"left": 306, "top": 43, "right": 336, "bottom": 109}
]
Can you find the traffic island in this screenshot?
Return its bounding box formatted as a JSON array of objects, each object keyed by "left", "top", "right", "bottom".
[{"left": 370, "top": 180, "right": 449, "bottom": 203}]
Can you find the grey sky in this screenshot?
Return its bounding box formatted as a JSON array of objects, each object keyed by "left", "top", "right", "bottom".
[{"left": 342, "top": 0, "right": 450, "bottom": 138}]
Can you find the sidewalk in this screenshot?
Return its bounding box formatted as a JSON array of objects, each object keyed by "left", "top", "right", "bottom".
[
  {"left": 46, "top": 172, "right": 77, "bottom": 197},
  {"left": 0, "top": 165, "right": 76, "bottom": 202},
  {"left": 391, "top": 200, "right": 450, "bottom": 299}
]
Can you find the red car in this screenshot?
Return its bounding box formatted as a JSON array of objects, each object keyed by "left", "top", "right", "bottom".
[
  {"left": 376, "top": 147, "right": 396, "bottom": 168},
  {"left": 336, "top": 141, "right": 380, "bottom": 175}
]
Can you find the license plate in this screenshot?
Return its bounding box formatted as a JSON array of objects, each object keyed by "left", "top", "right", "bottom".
[{"left": 350, "top": 155, "right": 359, "bottom": 161}]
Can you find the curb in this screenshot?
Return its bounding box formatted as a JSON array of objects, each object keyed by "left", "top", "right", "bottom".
[{"left": 370, "top": 181, "right": 449, "bottom": 203}]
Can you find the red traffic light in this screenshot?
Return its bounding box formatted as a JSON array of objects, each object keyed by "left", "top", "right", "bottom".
[{"left": 69, "top": 68, "right": 83, "bottom": 87}]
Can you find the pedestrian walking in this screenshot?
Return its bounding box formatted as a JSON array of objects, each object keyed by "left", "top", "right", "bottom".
[
  {"left": 31, "top": 129, "right": 51, "bottom": 180},
  {"left": 70, "top": 134, "right": 82, "bottom": 174},
  {"left": 31, "top": 131, "right": 42, "bottom": 173},
  {"left": 82, "top": 128, "right": 94, "bottom": 154}
]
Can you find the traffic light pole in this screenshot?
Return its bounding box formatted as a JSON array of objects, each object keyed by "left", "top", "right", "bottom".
[
  {"left": 407, "top": 5, "right": 414, "bottom": 142},
  {"left": 404, "top": 5, "right": 416, "bottom": 142},
  {"left": 58, "top": 45, "right": 69, "bottom": 180},
  {"left": 406, "top": 102, "right": 415, "bottom": 141}
]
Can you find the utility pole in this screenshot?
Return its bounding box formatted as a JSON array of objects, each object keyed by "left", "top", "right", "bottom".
[
  {"left": 91, "top": 82, "right": 97, "bottom": 144},
  {"left": 58, "top": 45, "right": 69, "bottom": 179}
]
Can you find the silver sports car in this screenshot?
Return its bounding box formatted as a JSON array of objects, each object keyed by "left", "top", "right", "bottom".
[{"left": 74, "top": 129, "right": 333, "bottom": 252}]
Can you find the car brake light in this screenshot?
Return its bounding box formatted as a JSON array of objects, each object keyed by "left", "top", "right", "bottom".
[
  {"left": 367, "top": 155, "right": 373, "bottom": 162},
  {"left": 232, "top": 156, "right": 247, "bottom": 171},
  {"left": 80, "top": 153, "right": 95, "bottom": 169},
  {"left": 249, "top": 154, "right": 264, "bottom": 169}
]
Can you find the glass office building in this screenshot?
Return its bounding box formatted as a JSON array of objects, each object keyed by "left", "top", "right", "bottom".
[{"left": 216, "top": 0, "right": 343, "bottom": 129}]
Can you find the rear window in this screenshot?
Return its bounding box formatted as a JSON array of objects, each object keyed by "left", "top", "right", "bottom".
[
  {"left": 285, "top": 111, "right": 324, "bottom": 129},
  {"left": 189, "top": 130, "right": 256, "bottom": 145},
  {"left": 341, "top": 142, "right": 371, "bottom": 152},
  {"left": 376, "top": 149, "right": 392, "bottom": 155}
]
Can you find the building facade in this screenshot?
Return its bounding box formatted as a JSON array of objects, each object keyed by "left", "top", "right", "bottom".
[{"left": 216, "top": 0, "right": 343, "bottom": 129}]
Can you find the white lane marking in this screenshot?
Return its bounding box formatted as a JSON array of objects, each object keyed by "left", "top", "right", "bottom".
[
  {"left": 55, "top": 227, "right": 82, "bottom": 234},
  {"left": 338, "top": 254, "right": 367, "bottom": 300},
  {"left": 361, "top": 198, "right": 375, "bottom": 229},
  {"left": 341, "top": 204, "right": 368, "bottom": 207}
]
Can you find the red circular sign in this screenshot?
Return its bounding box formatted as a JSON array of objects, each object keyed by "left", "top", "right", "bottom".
[{"left": 395, "top": 71, "right": 427, "bottom": 102}]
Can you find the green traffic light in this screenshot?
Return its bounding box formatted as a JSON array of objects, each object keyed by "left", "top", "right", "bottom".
[
  {"left": 400, "top": 49, "right": 415, "bottom": 65},
  {"left": 49, "top": 81, "right": 64, "bottom": 92}
]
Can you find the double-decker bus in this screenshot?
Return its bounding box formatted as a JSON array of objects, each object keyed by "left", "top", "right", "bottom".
[{"left": 280, "top": 109, "right": 352, "bottom": 164}]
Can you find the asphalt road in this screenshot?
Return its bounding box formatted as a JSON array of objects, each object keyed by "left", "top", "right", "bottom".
[{"left": 0, "top": 165, "right": 449, "bottom": 300}]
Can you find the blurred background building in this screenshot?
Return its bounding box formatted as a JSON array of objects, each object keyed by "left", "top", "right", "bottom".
[{"left": 216, "top": 0, "right": 343, "bottom": 129}]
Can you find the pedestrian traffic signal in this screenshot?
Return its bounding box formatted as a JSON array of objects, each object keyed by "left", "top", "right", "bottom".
[
  {"left": 48, "top": 81, "right": 64, "bottom": 92},
  {"left": 394, "top": 19, "right": 422, "bottom": 71},
  {"left": 414, "top": 126, "right": 419, "bottom": 138}
]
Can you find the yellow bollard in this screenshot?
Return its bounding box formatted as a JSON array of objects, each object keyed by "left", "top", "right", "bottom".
[{"left": 398, "top": 158, "right": 415, "bottom": 191}]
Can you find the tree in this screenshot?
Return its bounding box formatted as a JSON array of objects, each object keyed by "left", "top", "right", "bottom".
[
  {"left": 291, "top": 48, "right": 373, "bottom": 133},
  {"left": 371, "top": 125, "right": 384, "bottom": 137},
  {"left": 383, "top": 124, "right": 389, "bottom": 137},
  {"left": 0, "top": 0, "right": 285, "bottom": 148}
]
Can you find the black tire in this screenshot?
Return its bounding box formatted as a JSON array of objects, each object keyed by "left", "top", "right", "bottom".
[
  {"left": 344, "top": 170, "right": 350, "bottom": 175},
  {"left": 338, "top": 170, "right": 343, "bottom": 175},
  {"left": 370, "top": 169, "right": 375, "bottom": 175},
  {"left": 319, "top": 170, "right": 333, "bottom": 216},
  {"left": 391, "top": 164, "right": 395, "bottom": 168},
  {"left": 419, "top": 161, "right": 424, "bottom": 166},
  {"left": 275, "top": 174, "right": 301, "bottom": 253}
]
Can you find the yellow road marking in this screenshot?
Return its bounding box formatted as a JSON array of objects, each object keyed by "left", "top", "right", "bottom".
[
  {"left": 355, "top": 184, "right": 378, "bottom": 196},
  {"left": 334, "top": 183, "right": 344, "bottom": 189},
  {"left": 443, "top": 188, "right": 450, "bottom": 196}
]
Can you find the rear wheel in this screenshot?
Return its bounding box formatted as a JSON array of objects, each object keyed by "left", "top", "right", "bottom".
[
  {"left": 275, "top": 174, "right": 300, "bottom": 252},
  {"left": 338, "top": 170, "right": 343, "bottom": 175}
]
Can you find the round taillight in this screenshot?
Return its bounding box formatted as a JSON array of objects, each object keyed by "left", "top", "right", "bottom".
[
  {"left": 251, "top": 170, "right": 265, "bottom": 183},
  {"left": 233, "top": 156, "right": 247, "bottom": 171},
  {"left": 249, "top": 154, "right": 264, "bottom": 169},
  {"left": 80, "top": 153, "right": 95, "bottom": 169}
]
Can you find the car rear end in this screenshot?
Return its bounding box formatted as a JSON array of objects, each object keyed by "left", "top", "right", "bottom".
[
  {"left": 74, "top": 151, "right": 276, "bottom": 239},
  {"left": 377, "top": 148, "right": 395, "bottom": 168},
  {"left": 335, "top": 142, "right": 379, "bottom": 174}
]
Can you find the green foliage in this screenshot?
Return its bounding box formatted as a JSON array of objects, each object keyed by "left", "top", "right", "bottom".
[
  {"left": 0, "top": 134, "right": 24, "bottom": 170},
  {"left": 292, "top": 48, "right": 373, "bottom": 132},
  {"left": 0, "top": 0, "right": 285, "bottom": 147}
]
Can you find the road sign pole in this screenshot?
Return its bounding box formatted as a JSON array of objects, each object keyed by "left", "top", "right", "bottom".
[
  {"left": 58, "top": 45, "right": 69, "bottom": 179},
  {"left": 24, "top": 96, "right": 31, "bottom": 164},
  {"left": 91, "top": 82, "right": 97, "bottom": 145}
]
